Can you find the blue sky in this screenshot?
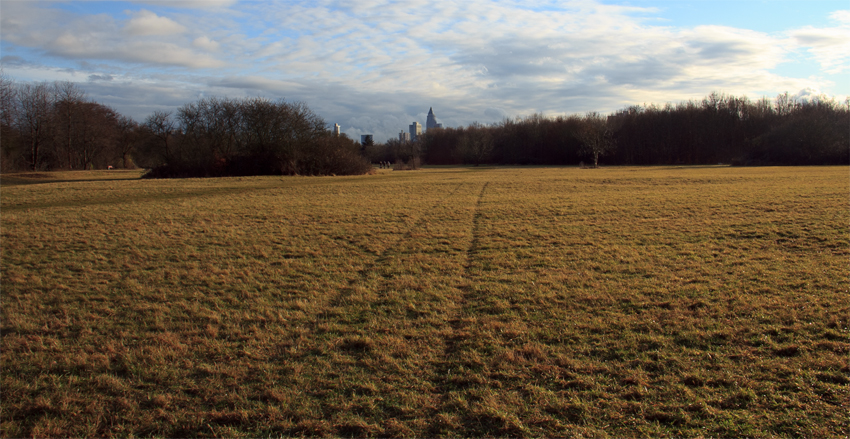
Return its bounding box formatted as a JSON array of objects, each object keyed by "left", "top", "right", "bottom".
[{"left": 1, "top": 0, "right": 847, "bottom": 142}]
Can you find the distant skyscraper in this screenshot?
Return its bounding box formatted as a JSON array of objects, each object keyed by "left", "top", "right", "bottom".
[
  {"left": 333, "top": 123, "right": 340, "bottom": 136},
  {"left": 409, "top": 122, "right": 422, "bottom": 140},
  {"left": 399, "top": 130, "right": 410, "bottom": 142},
  {"left": 426, "top": 107, "right": 442, "bottom": 130}
]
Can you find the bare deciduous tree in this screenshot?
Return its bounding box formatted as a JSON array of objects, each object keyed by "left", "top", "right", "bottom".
[
  {"left": 17, "top": 82, "right": 55, "bottom": 170},
  {"left": 144, "top": 110, "right": 175, "bottom": 164},
  {"left": 578, "top": 111, "right": 616, "bottom": 168},
  {"left": 76, "top": 102, "right": 119, "bottom": 169},
  {"left": 457, "top": 122, "right": 494, "bottom": 165},
  {"left": 115, "top": 115, "right": 140, "bottom": 169},
  {"left": 775, "top": 92, "right": 795, "bottom": 117},
  {"left": 53, "top": 81, "right": 86, "bottom": 169},
  {"left": 0, "top": 72, "right": 21, "bottom": 172}
]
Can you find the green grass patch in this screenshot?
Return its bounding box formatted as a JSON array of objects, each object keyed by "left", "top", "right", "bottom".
[{"left": 2, "top": 166, "right": 848, "bottom": 437}]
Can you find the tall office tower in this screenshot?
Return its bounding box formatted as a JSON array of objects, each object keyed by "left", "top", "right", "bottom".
[
  {"left": 426, "top": 107, "right": 442, "bottom": 130},
  {"left": 409, "top": 122, "right": 422, "bottom": 140},
  {"left": 399, "top": 131, "right": 411, "bottom": 142},
  {"left": 333, "top": 123, "right": 340, "bottom": 136}
]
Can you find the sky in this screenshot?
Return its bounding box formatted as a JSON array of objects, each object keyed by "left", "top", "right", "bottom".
[{"left": 1, "top": 0, "right": 848, "bottom": 142}]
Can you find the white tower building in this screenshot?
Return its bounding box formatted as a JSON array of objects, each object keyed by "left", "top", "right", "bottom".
[
  {"left": 409, "top": 122, "right": 422, "bottom": 140},
  {"left": 426, "top": 107, "right": 442, "bottom": 130}
]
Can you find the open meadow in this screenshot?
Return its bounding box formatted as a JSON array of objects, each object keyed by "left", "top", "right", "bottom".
[{"left": 1, "top": 166, "right": 848, "bottom": 438}]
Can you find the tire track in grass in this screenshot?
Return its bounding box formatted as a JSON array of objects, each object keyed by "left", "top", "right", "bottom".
[
  {"left": 427, "top": 181, "right": 493, "bottom": 435},
  {"left": 270, "top": 180, "right": 467, "bottom": 342},
  {"left": 277, "top": 182, "right": 466, "bottom": 335},
  {"left": 465, "top": 181, "right": 490, "bottom": 271},
  {"left": 288, "top": 181, "right": 483, "bottom": 435},
  {"left": 322, "top": 182, "right": 466, "bottom": 310}
]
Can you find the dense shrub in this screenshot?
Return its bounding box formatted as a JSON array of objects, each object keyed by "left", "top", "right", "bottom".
[{"left": 141, "top": 97, "right": 372, "bottom": 178}]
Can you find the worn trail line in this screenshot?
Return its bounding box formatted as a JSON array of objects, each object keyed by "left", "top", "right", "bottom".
[
  {"left": 294, "top": 181, "right": 484, "bottom": 424},
  {"left": 327, "top": 181, "right": 469, "bottom": 262},
  {"left": 359, "top": 182, "right": 467, "bottom": 265},
  {"left": 423, "top": 181, "right": 491, "bottom": 433},
  {"left": 321, "top": 182, "right": 467, "bottom": 311},
  {"left": 465, "top": 181, "right": 490, "bottom": 272}
]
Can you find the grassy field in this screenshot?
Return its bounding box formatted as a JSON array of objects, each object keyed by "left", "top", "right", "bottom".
[{"left": 1, "top": 166, "right": 847, "bottom": 438}]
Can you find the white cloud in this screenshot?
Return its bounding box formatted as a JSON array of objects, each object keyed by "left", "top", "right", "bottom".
[
  {"left": 214, "top": 76, "right": 305, "bottom": 92},
  {"left": 830, "top": 10, "right": 850, "bottom": 23},
  {"left": 791, "top": 87, "right": 823, "bottom": 103},
  {"left": 124, "top": 9, "right": 187, "bottom": 36},
  {"left": 789, "top": 12, "right": 850, "bottom": 74},
  {"left": 131, "top": 0, "right": 239, "bottom": 9},
  {"left": 123, "top": 42, "right": 226, "bottom": 68},
  {"left": 0, "top": 2, "right": 224, "bottom": 69},
  {"left": 193, "top": 36, "right": 221, "bottom": 52}
]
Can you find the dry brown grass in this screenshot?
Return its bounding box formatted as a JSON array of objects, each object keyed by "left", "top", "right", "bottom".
[{"left": 1, "top": 166, "right": 847, "bottom": 437}]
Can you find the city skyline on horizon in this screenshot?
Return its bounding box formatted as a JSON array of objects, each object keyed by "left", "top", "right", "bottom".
[{"left": 353, "top": 107, "right": 442, "bottom": 144}]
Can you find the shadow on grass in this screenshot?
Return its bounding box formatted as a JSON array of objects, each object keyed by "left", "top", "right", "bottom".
[{"left": 0, "top": 170, "right": 146, "bottom": 186}]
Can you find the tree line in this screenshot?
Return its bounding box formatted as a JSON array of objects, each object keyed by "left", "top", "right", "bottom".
[
  {"left": 3, "top": 74, "right": 847, "bottom": 176},
  {"left": 609, "top": 92, "right": 848, "bottom": 166},
  {"left": 1, "top": 76, "right": 140, "bottom": 172},
  {"left": 368, "top": 92, "right": 849, "bottom": 167},
  {"left": 0, "top": 76, "right": 369, "bottom": 176}
]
